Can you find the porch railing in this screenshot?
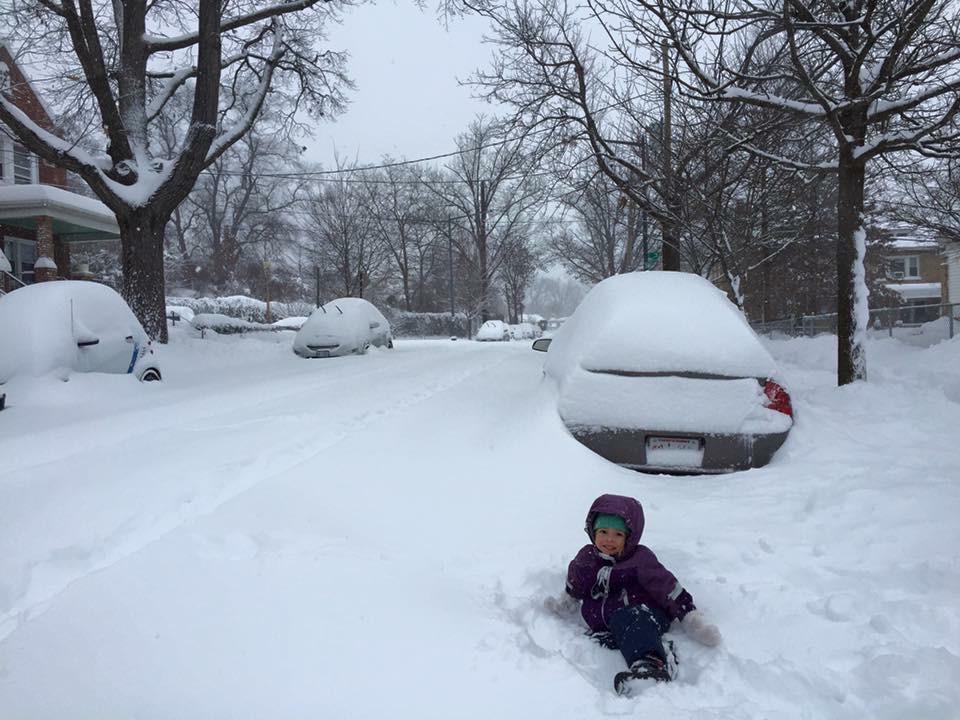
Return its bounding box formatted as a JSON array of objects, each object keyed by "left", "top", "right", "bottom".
[{"left": 0, "top": 270, "right": 28, "bottom": 296}]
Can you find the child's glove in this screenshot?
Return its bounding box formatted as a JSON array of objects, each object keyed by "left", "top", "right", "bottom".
[
  {"left": 544, "top": 593, "right": 579, "bottom": 618},
  {"left": 681, "top": 610, "right": 722, "bottom": 646}
]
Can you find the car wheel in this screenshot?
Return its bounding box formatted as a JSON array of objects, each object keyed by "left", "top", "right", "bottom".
[{"left": 139, "top": 367, "right": 162, "bottom": 382}]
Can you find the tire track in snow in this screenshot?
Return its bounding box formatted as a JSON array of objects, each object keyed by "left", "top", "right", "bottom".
[{"left": 0, "top": 344, "right": 517, "bottom": 643}]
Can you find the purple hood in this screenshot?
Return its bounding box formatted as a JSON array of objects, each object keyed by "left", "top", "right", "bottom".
[
  {"left": 584, "top": 494, "right": 645, "bottom": 557},
  {"left": 567, "top": 494, "right": 695, "bottom": 630}
]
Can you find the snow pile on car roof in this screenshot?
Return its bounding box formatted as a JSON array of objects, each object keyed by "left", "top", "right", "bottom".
[
  {"left": 0, "top": 281, "right": 140, "bottom": 382},
  {"left": 294, "top": 298, "right": 389, "bottom": 352},
  {"left": 544, "top": 272, "right": 778, "bottom": 381}
]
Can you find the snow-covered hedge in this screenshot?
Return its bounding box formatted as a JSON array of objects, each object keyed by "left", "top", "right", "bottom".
[
  {"left": 382, "top": 308, "right": 470, "bottom": 337},
  {"left": 166, "top": 295, "right": 314, "bottom": 324},
  {"left": 191, "top": 313, "right": 287, "bottom": 335},
  {"left": 167, "top": 294, "right": 474, "bottom": 337}
]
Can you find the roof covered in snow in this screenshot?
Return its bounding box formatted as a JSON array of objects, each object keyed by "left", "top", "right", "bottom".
[
  {"left": 885, "top": 282, "right": 942, "bottom": 301},
  {"left": 0, "top": 184, "right": 119, "bottom": 240},
  {"left": 888, "top": 237, "right": 940, "bottom": 251}
]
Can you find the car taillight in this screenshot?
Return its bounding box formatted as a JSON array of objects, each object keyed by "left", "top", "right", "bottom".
[{"left": 763, "top": 380, "right": 793, "bottom": 417}]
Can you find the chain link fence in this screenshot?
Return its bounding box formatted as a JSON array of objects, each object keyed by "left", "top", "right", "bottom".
[{"left": 752, "top": 302, "right": 958, "bottom": 345}]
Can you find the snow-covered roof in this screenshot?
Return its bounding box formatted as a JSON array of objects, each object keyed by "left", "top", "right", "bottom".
[
  {"left": 885, "top": 282, "right": 942, "bottom": 301},
  {"left": 0, "top": 184, "right": 118, "bottom": 238},
  {"left": 888, "top": 237, "right": 940, "bottom": 251}
]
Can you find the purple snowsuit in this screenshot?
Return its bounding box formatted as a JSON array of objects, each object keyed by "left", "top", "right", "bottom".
[{"left": 566, "top": 494, "right": 695, "bottom": 635}]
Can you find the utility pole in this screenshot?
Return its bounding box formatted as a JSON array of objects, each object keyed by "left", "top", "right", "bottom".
[
  {"left": 315, "top": 265, "right": 320, "bottom": 308},
  {"left": 447, "top": 217, "right": 455, "bottom": 316}
]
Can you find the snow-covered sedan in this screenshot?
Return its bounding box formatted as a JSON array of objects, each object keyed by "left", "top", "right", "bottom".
[
  {"left": 0, "top": 280, "right": 162, "bottom": 383},
  {"left": 475, "top": 320, "right": 511, "bottom": 341},
  {"left": 533, "top": 271, "right": 793, "bottom": 473},
  {"left": 293, "top": 297, "right": 393, "bottom": 358}
]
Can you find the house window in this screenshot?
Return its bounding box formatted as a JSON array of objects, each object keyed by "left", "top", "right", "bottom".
[
  {"left": 888, "top": 256, "right": 920, "bottom": 280},
  {"left": 4, "top": 238, "right": 36, "bottom": 284},
  {"left": 13, "top": 143, "right": 34, "bottom": 184}
]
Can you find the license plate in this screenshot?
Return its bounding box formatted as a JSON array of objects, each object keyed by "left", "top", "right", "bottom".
[{"left": 647, "top": 436, "right": 701, "bottom": 451}]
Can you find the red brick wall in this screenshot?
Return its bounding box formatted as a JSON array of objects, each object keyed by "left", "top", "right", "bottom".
[{"left": 1, "top": 45, "right": 68, "bottom": 189}]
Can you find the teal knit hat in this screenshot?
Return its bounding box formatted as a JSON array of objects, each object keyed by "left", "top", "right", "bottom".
[{"left": 593, "top": 513, "right": 628, "bottom": 535}]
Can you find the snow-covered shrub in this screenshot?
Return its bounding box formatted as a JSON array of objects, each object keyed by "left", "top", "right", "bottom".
[
  {"left": 191, "top": 313, "right": 285, "bottom": 335},
  {"left": 165, "top": 295, "right": 314, "bottom": 324},
  {"left": 382, "top": 308, "right": 470, "bottom": 337}
]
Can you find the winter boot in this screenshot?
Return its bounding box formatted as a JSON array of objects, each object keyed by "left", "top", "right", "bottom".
[{"left": 613, "top": 653, "right": 671, "bottom": 696}]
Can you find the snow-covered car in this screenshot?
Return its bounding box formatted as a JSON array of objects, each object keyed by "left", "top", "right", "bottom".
[
  {"left": 475, "top": 320, "right": 511, "bottom": 341},
  {"left": 509, "top": 322, "right": 540, "bottom": 340},
  {"left": 293, "top": 297, "right": 393, "bottom": 358},
  {"left": 532, "top": 271, "right": 793, "bottom": 473},
  {"left": 0, "top": 280, "right": 162, "bottom": 383}
]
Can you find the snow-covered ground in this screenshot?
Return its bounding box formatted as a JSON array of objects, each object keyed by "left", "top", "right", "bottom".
[{"left": 1, "top": 328, "right": 958, "bottom": 719}]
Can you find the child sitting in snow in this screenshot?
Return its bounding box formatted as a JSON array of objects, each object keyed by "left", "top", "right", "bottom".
[{"left": 565, "top": 493, "right": 721, "bottom": 695}]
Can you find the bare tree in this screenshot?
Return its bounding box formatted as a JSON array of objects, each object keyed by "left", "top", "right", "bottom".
[
  {"left": 593, "top": 0, "right": 960, "bottom": 383},
  {"left": 423, "top": 118, "right": 549, "bottom": 322},
  {"left": 302, "top": 170, "right": 387, "bottom": 300},
  {"left": 361, "top": 162, "right": 440, "bottom": 311},
  {"left": 890, "top": 157, "right": 960, "bottom": 244},
  {"left": 0, "top": 0, "right": 351, "bottom": 341},
  {"left": 550, "top": 166, "right": 649, "bottom": 283},
  {"left": 187, "top": 129, "right": 303, "bottom": 290},
  {"left": 500, "top": 237, "right": 541, "bottom": 323},
  {"left": 462, "top": 0, "right": 709, "bottom": 272},
  {"left": 526, "top": 272, "right": 586, "bottom": 318}
]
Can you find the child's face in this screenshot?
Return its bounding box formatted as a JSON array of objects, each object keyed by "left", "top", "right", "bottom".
[{"left": 594, "top": 527, "right": 627, "bottom": 557}]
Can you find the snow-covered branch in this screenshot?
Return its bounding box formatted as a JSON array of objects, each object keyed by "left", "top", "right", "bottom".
[
  {"left": 144, "top": 0, "right": 325, "bottom": 53},
  {"left": 204, "top": 33, "right": 286, "bottom": 167}
]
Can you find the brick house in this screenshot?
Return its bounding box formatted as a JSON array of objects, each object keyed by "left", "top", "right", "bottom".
[
  {"left": 881, "top": 226, "right": 946, "bottom": 324},
  {"left": 0, "top": 43, "right": 119, "bottom": 294}
]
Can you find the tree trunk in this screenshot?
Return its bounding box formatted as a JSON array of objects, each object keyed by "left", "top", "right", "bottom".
[
  {"left": 119, "top": 209, "right": 170, "bottom": 343},
  {"left": 836, "top": 155, "right": 867, "bottom": 385},
  {"left": 661, "top": 222, "right": 681, "bottom": 271}
]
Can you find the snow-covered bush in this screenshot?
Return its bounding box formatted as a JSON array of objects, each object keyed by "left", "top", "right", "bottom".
[
  {"left": 191, "top": 313, "right": 286, "bottom": 335},
  {"left": 165, "top": 295, "right": 314, "bottom": 324},
  {"left": 382, "top": 308, "right": 470, "bottom": 337}
]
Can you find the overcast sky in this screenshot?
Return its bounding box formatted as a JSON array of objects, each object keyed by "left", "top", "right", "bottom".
[{"left": 305, "top": 3, "right": 500, "bottom": 168}]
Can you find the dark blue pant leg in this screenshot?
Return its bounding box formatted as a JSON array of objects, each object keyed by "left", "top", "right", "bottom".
[{"left": 607, "top": 604, "right": 671, "bottom": 666}]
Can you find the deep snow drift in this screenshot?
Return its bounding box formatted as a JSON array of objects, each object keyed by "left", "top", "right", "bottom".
[{"left": 0, "top": 327, "right": 957, "bottom": 719}]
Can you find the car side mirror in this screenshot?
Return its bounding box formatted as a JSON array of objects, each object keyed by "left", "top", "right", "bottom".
[
  {"left": 369, "top": 322, "right": 380, "bottom": 329},
  {"left": 532, "top": 338, "right": 552, "bottom": 352}
]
